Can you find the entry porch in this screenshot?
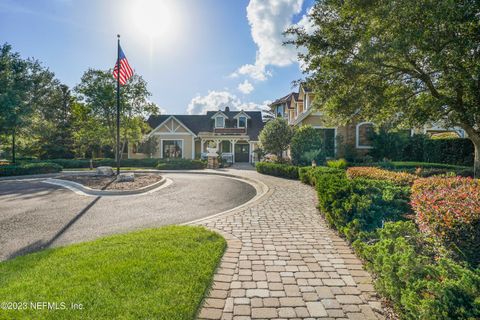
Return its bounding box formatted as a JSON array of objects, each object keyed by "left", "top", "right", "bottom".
[{"left": 197, "top": 135, "right": 259, "bottom": 164}]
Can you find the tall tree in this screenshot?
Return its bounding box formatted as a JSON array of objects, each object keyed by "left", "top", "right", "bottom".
[
  {"left": 0, "top": 44, "right": 31, "bottom": 162},
  {"left": 74, "top": 69, "right": 159, "bottom": 158},
  {"left": 287, "top": 0, "right": 480, "bottom": 174},
  {"left": 33, "top": 84, "right": 76, "bottom": 158},
  {"left": 259, "top": 118, "right": 293, "bottom": 160}
]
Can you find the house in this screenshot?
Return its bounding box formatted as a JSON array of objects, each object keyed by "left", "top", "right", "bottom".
[
  {"left": 270, "top": 83, "right": 466, "bottom": 159},
  {"left": 128, "top": 107, "right": 264, "bottom": 163},
  {"left": 270, "top": 84, "right": 340, "bottom": 158}
]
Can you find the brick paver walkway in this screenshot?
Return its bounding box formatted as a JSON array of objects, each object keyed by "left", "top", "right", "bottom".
[{"left": 194, "top": 169, "right": 385, "bottom": 320}]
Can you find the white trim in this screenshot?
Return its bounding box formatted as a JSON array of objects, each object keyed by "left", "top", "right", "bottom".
[
  {"left": 160, "top": 139, "right": 185, "bottom": 159},
  {"left": 355, "top": 122, "right": 375, "bottom": 149},
  {"left": 191, "top": 136, "right": 195, "bottom": 159},
  {"left": 312, "top": 126, "right": 338, "bottom": 157},
  {"left": 215, "top": 116, "right": 225, "bottom": 128},
  {"left": 210, "top": 111, "right": 228, "bottom": 120},
  {"left": 148, "top": 115, "right": 197, "bottom": 138},
  {"left": 151, "top": 132, "right": 192, "bottom": 136},
  {"left": 233, "top": 111, "right": 251, "bottom": 119},
  {"left": 237, "top": 115, "right": 248, "bottom": 129}
]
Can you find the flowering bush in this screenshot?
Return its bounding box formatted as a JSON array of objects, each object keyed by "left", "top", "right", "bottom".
[
  {"left": 347, "top": 167, "right": 417, "bottom": 185},
  {"left": 411, "top": 177, "right": 480, "bottom": 266}
]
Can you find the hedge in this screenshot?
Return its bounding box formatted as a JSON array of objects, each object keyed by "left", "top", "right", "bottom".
[
  {"left": 155, "top": 159, "right": 205, "bottom": 170},
  {"left": 0, "top": 162, "right": 62, "bottom": 176},
  {"left": 298, "top": 166, "right": 344, "bottom": 186},
  {"left": 411, "top": 177, "right": 480, "bottom": 267},
  {"left": 347, "top": 167, "right": 417, "bottom": 186},
  {"left": 295, "top": 167, "right": 479, "bottom": 318},
  {"left": 314, "top": 170, "right": 411, "bottom": 241},
  {"left": 255, "top": 162, "right": 299, "bottom": 179},
  {"left": 354, "top": 221, "right": 480, "bottom": 319},
  {"left": 371, "top": 132, "right": 474, "bottom": 166},
  {"left": 356, "top": 161, "right": 474, "bottom": 178},
  {"left": 26, "top": 158, "right": 161, "bottom": 169}
]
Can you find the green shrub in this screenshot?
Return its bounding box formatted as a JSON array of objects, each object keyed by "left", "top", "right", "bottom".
[
  {"left": 354, "top": 221, "right": 480, "bottom": 320},
  {"left": 347, "top": 167, "right": 417, "bottom": 186},
  {"left": 255, "top": 162, "right": 299, "bottom": 179},
  {"left": 155, "top": 159, "right": 205, "bottom": 170},
  {"left": 290, "top": 125, "right": 325, "bottom": 166},
  {"left": 298, "top": 166, "right": 344, "bottom": 186},
  {"left": 315, "top": 170, "right": 411, "bottom": 241},
  {"left": 0, "top": 162, "right": 62, "bottom": 176},
  {"left": 371, "top": 131, "right": 474, "bottom": 166},
  {"left": 26, "top": 158, "right": 162, "bottom": 168},
  {"left": 326, "top": 158, "right": 348, "bottom": 169}
]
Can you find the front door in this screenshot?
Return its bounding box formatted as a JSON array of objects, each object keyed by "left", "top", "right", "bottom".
[{"left": 235, "top": 144, "right": 250, "bottom": 162}]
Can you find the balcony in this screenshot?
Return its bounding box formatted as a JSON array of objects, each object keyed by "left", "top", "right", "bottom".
[{"left": 214, "top": 127, "right": 246, "bottom": 135}]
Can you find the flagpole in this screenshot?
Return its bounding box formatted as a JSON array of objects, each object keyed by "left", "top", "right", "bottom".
[{"left": 116, "top": 34, "right": 121, "bottom": 176}]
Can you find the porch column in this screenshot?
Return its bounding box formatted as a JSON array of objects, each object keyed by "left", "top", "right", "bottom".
[
  {"left": 249, "top": 142, "right": 253, "bottom": 163},
  {"left": 191, "top": 136, "right": 195, "bottom": 159},
  {"left": 230, "top": 139, "right": 237, "bottom": 163}
]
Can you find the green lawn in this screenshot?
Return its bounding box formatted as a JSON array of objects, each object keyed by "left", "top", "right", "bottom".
[{"left": 0, "top": 226, "right": 226, "bottom": 320}]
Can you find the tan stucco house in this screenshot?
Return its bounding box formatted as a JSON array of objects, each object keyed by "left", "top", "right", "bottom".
[
  {"left": 128, "top": 107, "right": 264, "bottom": 163},
  {"left": 270, "top": 83, "right": 466, "bottom": 159}
]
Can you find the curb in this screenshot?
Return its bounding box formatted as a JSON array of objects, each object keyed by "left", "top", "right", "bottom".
[{"left": 43, "top": 175, "right": 169, "bottom": 196}]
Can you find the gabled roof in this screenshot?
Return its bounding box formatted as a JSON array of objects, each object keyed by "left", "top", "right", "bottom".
[
  {"left": 147, "top": 109, "right": 265, "bottom": 140},
  {"left": 233, "top": 110, "right": 251, "bottom": 119},
  {"left": 299, "top": 83, "right": 312, "bottom": 93},
  {"left": 270, "top": 92, "right": 299, "bottom": 108}
]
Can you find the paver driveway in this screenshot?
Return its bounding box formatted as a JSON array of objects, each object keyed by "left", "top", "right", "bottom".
[{"left": 194, "top": 168, "right": 385, "bottom": 320}]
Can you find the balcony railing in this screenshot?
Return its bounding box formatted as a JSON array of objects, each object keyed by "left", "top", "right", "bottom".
[{"left": 213, "top": 127, "right": 246, "bottom": 134}]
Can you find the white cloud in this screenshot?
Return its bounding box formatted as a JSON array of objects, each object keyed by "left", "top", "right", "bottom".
[
  {"left": 231, "top": 0, "right": 304, "bottom": 81},
  {"left": 186, "top": 90, "right": 270, "bottom": 115},
  {"left": 237, "top": 80, "right": 254, "bottom": 94},
  {"left": 294, "top": 6, "right": 316, "bottom": 35}
]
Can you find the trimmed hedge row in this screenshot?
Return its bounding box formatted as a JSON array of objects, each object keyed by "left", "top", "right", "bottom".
[
  {"left": 347, "top": 167, "right": 417, "bottom": 186},
  {"left": 255, "top": 162, "right": 299, "bottom": 179},
  {"left": 354, "top": 221, "right": 480, "bottom": 320},
  {"left": 309, "top": 167, "right": 411, "bottom": 241},
  {"left": 26, "top": 158, "right": 161, "bottom": 168},
  {"left": 0, "top": 163, "right": 62, "bottom": 176},
  {"left": 155, "top": 159, "right": 205, "bottom": 170}
]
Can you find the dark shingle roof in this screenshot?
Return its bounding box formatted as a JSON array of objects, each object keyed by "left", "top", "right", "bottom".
[
  {"left": 270, "top": 92, "right": 299, "bottom": 108},
  {"left": 147, "top": 110, "right": 265, "bottom": 140}
]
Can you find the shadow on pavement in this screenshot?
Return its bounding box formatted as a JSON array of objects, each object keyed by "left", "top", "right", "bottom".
[{"left": 6, "top": 196, "right": 101, "bottom": 260}]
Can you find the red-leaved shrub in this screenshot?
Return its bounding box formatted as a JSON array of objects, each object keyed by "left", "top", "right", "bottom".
[
  {"left": 411, "top": 177, "right": 480, "bottom": 266},
  {"left": 347, "top": 167, "right": 416, "bottom": 186}
]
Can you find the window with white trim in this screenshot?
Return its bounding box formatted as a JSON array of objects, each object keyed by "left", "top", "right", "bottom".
[
  {"left": 163, "top": 140, "right": 183, "bottom": 158},
  {"left": 356, "top": 122, "right": 375, "bottom": 149},
  {"left": 215, "top": 116, "right": 225, "bottom": 128},
  {"left": 238, "top": 116, "right": 247, "bottom": 128}
]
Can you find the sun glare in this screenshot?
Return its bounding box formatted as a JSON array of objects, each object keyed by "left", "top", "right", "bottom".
[{"left": 129, "top": 0, "right": 179, "bottom": 41}]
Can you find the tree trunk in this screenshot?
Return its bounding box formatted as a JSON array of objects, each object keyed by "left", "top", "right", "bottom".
[
  {"left": 473, "top": 139, "right": 480, "bottom": 179},
  {"left": 11, "top": 128, "right": 16, "bottom": 164},
  {"left": 462, "top": 125, "right": 480, "bottom": 178}
]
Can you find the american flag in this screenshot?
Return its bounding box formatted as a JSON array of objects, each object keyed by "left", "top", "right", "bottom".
[{"left": 113, "top": 45, "right": 133, "bottom": 85}]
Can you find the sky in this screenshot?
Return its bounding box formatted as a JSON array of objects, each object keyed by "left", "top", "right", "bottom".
[{"left": 0, "top": 0, "right": 315, "bottom": 114}]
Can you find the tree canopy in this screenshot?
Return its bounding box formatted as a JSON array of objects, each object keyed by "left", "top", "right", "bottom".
[
  {"left": 287, "top": 0, "right": 480, "bottom": 173},
  {"left": 258, "top": 118, "right": 293, "bottom": 159}
]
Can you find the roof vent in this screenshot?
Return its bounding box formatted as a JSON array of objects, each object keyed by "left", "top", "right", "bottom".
[{"left": 224, "top": 106, "right": 230, "bottom": 112}]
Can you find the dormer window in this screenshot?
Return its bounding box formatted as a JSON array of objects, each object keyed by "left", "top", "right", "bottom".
[
  {"left": 238, "top": 116, "right": 247, "bottom": 128},
  {"left": 215, "top": 116, "right": 225, "bottom": 128}
]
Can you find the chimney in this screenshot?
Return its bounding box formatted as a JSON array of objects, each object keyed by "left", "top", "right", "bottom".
[{"left": 224, "top": 106, "right": 230, "bottom": 112}]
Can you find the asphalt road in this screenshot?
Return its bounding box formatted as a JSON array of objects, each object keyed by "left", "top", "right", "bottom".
[{"left": 0, "top": 173, "right": 256, "bottom": 261}]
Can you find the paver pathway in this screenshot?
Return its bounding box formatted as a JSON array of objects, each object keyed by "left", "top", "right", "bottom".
[{"left": 194, "top": 169, "right": 385, "bottom": 320}]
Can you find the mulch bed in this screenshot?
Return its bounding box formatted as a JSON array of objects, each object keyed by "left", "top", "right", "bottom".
[{"left": 59, "top": 173, "right": 162, "bottom": 191}]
